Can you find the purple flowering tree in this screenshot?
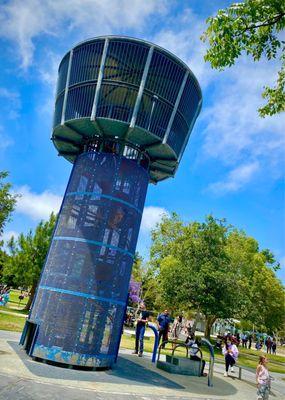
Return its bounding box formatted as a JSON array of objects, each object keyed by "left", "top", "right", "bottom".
[{"left": 128, "top": 278, "right": 142, "bottom": 305}]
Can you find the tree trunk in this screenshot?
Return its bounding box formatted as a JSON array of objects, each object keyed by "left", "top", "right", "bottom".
[
  {"left": 192, "top": 311, "right": 202, "bottom": 334},
  {"left": 23, "top": 282, "right": 37, "bottom": 312},
  {"left": 204, "top": 315, "right": 217, "bottom": 339}
]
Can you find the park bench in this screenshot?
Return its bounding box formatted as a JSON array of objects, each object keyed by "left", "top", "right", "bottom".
[{"left": 156, "top": 340, "right": 204, "bottom": 376}]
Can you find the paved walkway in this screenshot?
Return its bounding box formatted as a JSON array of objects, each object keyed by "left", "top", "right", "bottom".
[{"left": 0, "top": 330, "right": 284, "bottom": 400}]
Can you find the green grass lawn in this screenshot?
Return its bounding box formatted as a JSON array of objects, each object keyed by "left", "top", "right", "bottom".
[
  {"left": 120, "top": 331, "right": 285, "bottom": 374},
  {"left": 6, "top": 289, "right": 29, "bottom": 308},
  {"left": 0, "top": 312, "right": 26, "bottom": 332},
  {"left": 0, "top": 289, "right": 29, "bottom": 314},
  {"left": 0, "top": 305, "right": 284, "bottom": 374}
]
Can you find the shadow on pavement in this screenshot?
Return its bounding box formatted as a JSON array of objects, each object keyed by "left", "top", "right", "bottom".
[
  {"left": 7, "top": 341, "right": 239, "bottom": 396},
  {"left": 8, "top": 341, "right": 182, "bottom": 389}
]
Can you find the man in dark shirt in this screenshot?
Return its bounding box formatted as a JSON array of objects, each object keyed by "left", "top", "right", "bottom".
[
  {"left": 157, "top": 309, "right": 171, "bottom": 348},
  {"left": 133, "top": 303, "right": 149, "bottom": 357}
]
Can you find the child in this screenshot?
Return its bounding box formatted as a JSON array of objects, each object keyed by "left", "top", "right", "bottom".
[{"left": 256, "top": 356, "right": 270, "bottom": 400}]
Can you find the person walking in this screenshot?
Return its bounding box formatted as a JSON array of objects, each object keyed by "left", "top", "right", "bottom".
[
  {"left": 256, "top": 356, "right": 271, "bottom": 400},
  {"left": 170, "top": 315, "right": 183, "bottom": 348},
  {"left": 157, "top": 309, "right": 171, "bottom": 348},
  {"left": 133, "top": 303, "right": 149, "bottom": 357},
  {"left": 222, "top": 338, "right": 239, "bottom": 377}
]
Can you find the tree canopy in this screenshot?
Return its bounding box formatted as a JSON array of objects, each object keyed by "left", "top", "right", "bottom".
[
  {"left": 150, "top": 214, "right": 285, "bottom": 337},
  {"left": 2, "top": 213, "right": 57, "bottom": 310},
  {"left": 0, "top": 171, "right": 18, "bottom": 236},
  {"left": 201, "top": 0, "right": 285, "bottom": 116}
]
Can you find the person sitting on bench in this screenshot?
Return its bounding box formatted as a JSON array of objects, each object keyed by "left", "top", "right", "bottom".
[{"left": 189, "top": 340, "right": 207, "bottom": 377}]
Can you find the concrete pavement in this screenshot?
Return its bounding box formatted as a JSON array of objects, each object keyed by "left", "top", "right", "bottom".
[{"left": 0, "top": 330, "right": 284, "bottom": 400}]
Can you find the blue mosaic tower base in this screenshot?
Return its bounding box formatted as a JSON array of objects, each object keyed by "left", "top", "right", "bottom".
[{"left": 28, "top": 151, "right": 149, "bottom": 368}]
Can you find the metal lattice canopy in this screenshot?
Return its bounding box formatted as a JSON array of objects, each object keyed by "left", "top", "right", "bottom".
[{"left": 52, "top": 36, "right": 202, "bottom": 183}]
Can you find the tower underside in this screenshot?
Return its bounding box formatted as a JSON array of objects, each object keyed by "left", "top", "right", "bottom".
[{"left": 27, "top": 149, "right": 148, "bottom": 368}]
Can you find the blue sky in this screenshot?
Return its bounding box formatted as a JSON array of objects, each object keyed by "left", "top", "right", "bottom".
[{"left": 0, "top": 0, "right": 284, "bottom": 281}]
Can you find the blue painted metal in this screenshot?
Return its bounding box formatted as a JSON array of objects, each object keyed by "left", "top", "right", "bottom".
[
  {"left": 28, "top": 152, "right": 148, "bottom": 368},
  {"left": 148, "top": 324, "right": 159, "bottom": 363},
  {"left": 201, "top": 338, "right": 215, "bottom": 387},
  {"left": 19, "top": 320, "right": 29, "bottom": 345},
  {"left": 53, "top": 236, "right": 134, "bottom": 258},
  {"left": 39, "top": 285, "right": 126, "bottom": 306},
  {"left": 114, "top": 293, "right": 129, "bottom": 363},
  {"left": 66, "top": 192, "right": 142, "bottom": 214}
]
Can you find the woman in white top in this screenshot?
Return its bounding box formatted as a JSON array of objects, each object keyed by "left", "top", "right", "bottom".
[{"left": 256, "top": 356, "right": 270, "bottom": 400}]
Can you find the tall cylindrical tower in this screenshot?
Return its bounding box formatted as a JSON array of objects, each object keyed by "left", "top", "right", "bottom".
[{"left": 22, "top": 36, "right": 202, "bottom": 369}]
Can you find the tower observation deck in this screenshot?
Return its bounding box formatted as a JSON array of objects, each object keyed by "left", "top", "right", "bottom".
[{"left": 22, "top": 36, "right": 202, "bottom": 368}]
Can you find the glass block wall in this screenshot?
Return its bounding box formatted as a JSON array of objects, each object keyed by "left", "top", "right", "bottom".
[{"left": 29, "top": 151, "right": 149, "bottom": 367}]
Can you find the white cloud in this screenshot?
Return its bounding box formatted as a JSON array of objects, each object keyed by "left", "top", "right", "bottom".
[
  {"left": 151, "top": 9, "right": 285, "bottom": 193},
  {"left": 152, "top": 9, "right": 215, "bottom": 88},
  {"left": 201, "top": 59, "right": 285, "bottom": 165},
  {"left": 0, "top": 0, "right": 167, "bottom": 69},
  {"left": 208, "top": 161, "right": 260, "bottom": 194},
  {"left": 0, "top": 87, "right": 21, "bottom": 120},
  {"left": 140, "top": 206, "right": 169, "bottom": 233},
  {"left": 14, "top": 185, "right": 62, "bottom": 220},
  {"left": 1, "top": 230, "right": 19, "bottom": 243}
]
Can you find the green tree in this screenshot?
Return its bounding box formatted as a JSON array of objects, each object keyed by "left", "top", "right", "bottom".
[
  {"left": 158, "top": 216, "right": 248, "bottom": 338},
  {"left": 0, "top": 171, "right": 18, "bottom": 236},
  {"left": 201, "top": 0, "right": 285, "bottom": 116},
  {"left": 131, "top": 252, "right": 144, "bottom": 282},
  {"left": 151, "top": 214, "right": 285, "bottom": 337},
  {"left": 150, "top": 212, "right": 184, "bottom": 272},
  {"left": 226, "top": 231, "right": 285, "bottom": 332},
  {"left": 3, "top": 213, "right": 57, "bottom": 310}
]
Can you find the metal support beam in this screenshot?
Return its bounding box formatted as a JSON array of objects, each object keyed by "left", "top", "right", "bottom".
[
  {"left": 126, "top": 46, "right": 154, "bottom": 138},
  {"left": 162, "top": 71, "right": 189, "bottom": 144},
  {"left": 61, "top": 49, "right": 73, "bottom": 125},
  {"left": 91, "top": 38, "right": 109, "bottom": 120}
]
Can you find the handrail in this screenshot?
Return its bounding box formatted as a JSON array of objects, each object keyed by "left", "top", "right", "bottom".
[
  {"left": 201, "top": 338, "right": 215, "bottom": 387},
  {"left": 147, "top": 324, "right": 159, "bottom": 363}
]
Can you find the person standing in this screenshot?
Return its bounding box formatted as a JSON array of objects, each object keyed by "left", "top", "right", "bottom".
[
  {"left": 256, "top": 356, "right": 271, "bottom": 400},
  {"left": 222, "top": 338, "right": 239, "bottom": 377},
  {"left": 170, "top": 315, "right": 183, "bottom": 348},
  {"left": 266, "top": 337, "right": 272, "bottom": 354},
  {"left": 157, "top": 309, "right": 171, "bottom": 348},
  {"left": 248, "top": 333, "right": 253, "bottom": 349},
  {"left": 241, "top": 333, "right": 245, "bottom": 348},
  {"left": 271, "top": 339, "right": 277, "bottom": 355},
  {"left": 133, "top": 303, "right": 149, "bottom": 357}
]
